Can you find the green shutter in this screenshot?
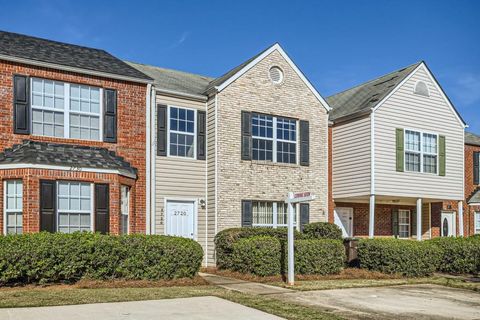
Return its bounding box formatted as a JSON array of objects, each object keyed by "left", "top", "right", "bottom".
[
  {"left": 439, "top": 135, "right": 446, "bottom": 176},
  {"left": 391, "top": 208, "right": 399, "bottom": 238},
  {"left": 396, "top": 128, "right": 404, "bottom": 172}
]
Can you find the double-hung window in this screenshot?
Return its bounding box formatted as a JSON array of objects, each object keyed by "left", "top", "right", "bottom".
[
  {"left": 120, "top": 186, "right": 130, "bottom": 235},
  {"left": 405, "top": 130, "right": 438, "bottom": 174},
  {"left": 4, "top": 180, "right": 23, "bottom": 235},
  {"left": 398, "top": 209, "right": 410, "bottom": 238},
  {"left": 168, "top": 107, "right": 196, "bottom": 158},
  {"left": 252, "top": 114, "right": 297, "bottom": 164},
  {"left": 57, "top": 181, "right": 92, "bottom": 233},
  {"left": 252, "top": 201, "right": 296, "bottom": 228},
  {"left": 31, "top": 78, "right": 101, "bottom": 141},
  {"left": 475, "top": 212, "right": 480, "bottom": 234}
]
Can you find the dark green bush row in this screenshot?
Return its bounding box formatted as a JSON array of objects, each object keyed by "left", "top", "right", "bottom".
[
  {"left": 294, "top": 239, "right": 345, "bottom": 275},
  {"left": 0, "top": 232, "right": 203, "bottom": 285},
  {"left": 232, "top": 236, "right": 282, "bottom": 276},
  {"left": 357, "top": 239, "right": 441, "bottom": 277},
  {"left": 303, "top": 222, "right": 343, "bottom": 240},
  {"left": 429, "top": 237, "right": 480, "bottom": 274}
]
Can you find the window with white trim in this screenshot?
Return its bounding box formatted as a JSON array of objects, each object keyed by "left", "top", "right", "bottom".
[
  {"left": 405, "top": 130, "right": 438, "bottom": 174},
  {"left": 168, "top": 107, "right": 195, "bottom": 158},
  {"left": 475, "top": 212, "right": 480, "bottom": 234},
  {"left": 31, "top": 78, "right": 102, "bottom": 141},
  {"left": 252, "top": 114, "right": 297, "bottom": 163},
  {"left": 57, "top": 181, "right": 92, "bottom": 233},
  {"left": 252, "top": 201, "right": 296, "bottom": 228},
  {"left": 398, "top": 209, "right": 410, "bottom": 239},
  {"left": 4, "top": 180, "right": 23, "bottom": 235},
  {"left": 120, "top": 185, "right": 130, "bottom": 235}
]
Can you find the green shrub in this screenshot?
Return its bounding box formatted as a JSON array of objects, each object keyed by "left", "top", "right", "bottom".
[
  {"left": 302, "top": 222, "right": 343, "bottom": 240},
  {"left": 357, "top": 239, "right": 441, "bottom": 277},
  {"left": 232, "top": 236, "right": 282, "bottom": 276},
  {"left": 294, "top": 239, "right": 345, "bottom": 275},
  {"left": 0, "top": 233, "right": 203, "bottom": 285},
  {"left": 430, "top": 237, "right": 480, "bottom": 274}
]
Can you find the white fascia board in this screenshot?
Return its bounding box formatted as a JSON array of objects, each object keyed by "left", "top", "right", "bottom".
[
  {"left": 215, "top": 43, "right": 331, "bottom": 112},
  {"left": 0, "top": 54, "right": 153, "bottom": 85},
  {"left": 372, "top": 62, "right": 466, "bottom": 128},
  {"left": 0, "top": 163, "right": 136, "bottom": 179},
  {"left": 154, "top": 87, "right": 207, "bottom": 102}
]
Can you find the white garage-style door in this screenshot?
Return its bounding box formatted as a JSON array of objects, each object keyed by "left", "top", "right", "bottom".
[{"left": 165, "top": 200, "right": 196, "bottom": 239}]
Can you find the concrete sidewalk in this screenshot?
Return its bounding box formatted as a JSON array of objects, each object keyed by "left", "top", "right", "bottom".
[
  {"left": 199, "top": 272, "right": 293, "bottom": 295},
  {"left": 0, "top": 296, "right": 284, "bottom": 320}
]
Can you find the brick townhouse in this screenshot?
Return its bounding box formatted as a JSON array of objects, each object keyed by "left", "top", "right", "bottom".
[
  {"left": 0, "top": 31, "right": 153, "bottom": 235},
  {"left": 463, "top": 132, "right": 480, "bottom": 235}
]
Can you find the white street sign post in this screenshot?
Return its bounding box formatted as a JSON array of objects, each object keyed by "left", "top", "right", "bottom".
[{"left": 286, "top": 191, "right": 316, "bottom": 286}]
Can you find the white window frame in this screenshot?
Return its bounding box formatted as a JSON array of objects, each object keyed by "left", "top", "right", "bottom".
[
  {"left": 252, "top": 201, "right": 298, "bottom": 229},
  {"left": 120, "top": 185, "right": 130, "bottom": 235},
  {"left": 475, "top": 211, "right": 480, "bottom": 235},
  {"left": 251, "top": 113, "right": 298, "bottom": 164},
  {"left": 398, "top": 209, "right": 410, "bottom": 239},
  {"left": 56, "top": 181, "right": 94, "bottom": 233},
  {"left": 167, "top": 105, "right": 197, "bottom": 159},
  {"left": 404, "top": 129, "right": 439, "bottom": 175},
  {"left": 30, "top": 78, "right": 103, "bottom": 141},
  {"left": 3, "top": 180, "right": 23, "bottom": 235}
]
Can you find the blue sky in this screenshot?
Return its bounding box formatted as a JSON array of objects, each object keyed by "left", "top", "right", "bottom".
[{"left": 1, "top": 0, "right": 479, "bottom": 132}]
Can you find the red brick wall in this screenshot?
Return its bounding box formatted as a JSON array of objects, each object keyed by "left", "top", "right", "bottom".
[
  {"left": 463, "top": 144, "right": 480, "bottom": 235},
  {"left": 0, "top": 60, "right": 147, "bottom": 233}
]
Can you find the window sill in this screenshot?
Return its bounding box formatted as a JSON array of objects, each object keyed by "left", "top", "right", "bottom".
[{"left": 246, "top": 160, "right": 300, "bottom": 168}]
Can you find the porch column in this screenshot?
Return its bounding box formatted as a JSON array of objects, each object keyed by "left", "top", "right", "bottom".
[
  {"left": 369, "top": 195, "right": 375, "bottom": 238},
  {"left": 416, "top": 198, "right": 422, "bottom": 241},
  {"left": 458, "top": 201, "right": 464, "bottom": 237}
]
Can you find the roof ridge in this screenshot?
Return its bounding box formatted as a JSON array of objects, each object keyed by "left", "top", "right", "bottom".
[{"left": 125, "top": 60, "right": 214, "bottom": 80}]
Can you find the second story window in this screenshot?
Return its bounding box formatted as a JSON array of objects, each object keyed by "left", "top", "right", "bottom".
[
  {"left": 168, "top": 107, "right": 195, "bottom": 158},
  {"left": 31, "top": 78, "right": 102, "bottom": 141},
  {"left": 405, "top": 129, "right": 438, "bottom": 174},
  {"left": 252, "top": 113, "right": 297, "bottom": 164}
]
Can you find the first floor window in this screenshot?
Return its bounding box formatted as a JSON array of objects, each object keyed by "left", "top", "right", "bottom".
[
  {"left": 475, "top": 212, "right": 480, "bottom": 234},
  {"left": 57, "top": 181, "right": 92, "bottom": 233},
  {"left": 398, "top": 209, "right": 410, "bottom": 238},
  {"left": 252, "top": 201, "right": 296, "bottom": 228},
  {"left": 120, "top": 186, "right": 130, "bottom": 235},
  {"left": 4, "top": 180, "right": 23, "bottom": 235},
  {"left": 169, "top": 106, "right": 195, "bottom": 158}
]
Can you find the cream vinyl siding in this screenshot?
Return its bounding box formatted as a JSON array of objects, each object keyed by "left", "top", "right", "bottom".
[
  {"left": 374, "top": 66, "right": 464, "bottom": 200},
  {"left": 206, "top": 96, "right": 216, "bottom": 265},
  {"left": 154, "top": 94, "right": 208, "bottom": 261},
  {"left": 332, "top": 116, "right": 371, "bottom": 198}
]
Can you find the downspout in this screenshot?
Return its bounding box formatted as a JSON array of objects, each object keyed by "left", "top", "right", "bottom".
[
  {"left": 145, "top": 83, "right": 152, "bottom": 235},
  {"left": 214, "top": 94, "right": 218, "bottom": 238},
  {"left": 150, "top": 86, "right": 157, "bottom": 234}
]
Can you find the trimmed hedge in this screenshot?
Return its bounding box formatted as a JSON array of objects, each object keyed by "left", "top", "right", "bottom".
[
  {"left": 303, "top": 222, "right": 343, "bottom": 240},
  {"left": 232, "top": 236, "right": 282, "bottom": 276},
  {"left": 430, "top": 237, "right": 480, "bottom": 274},
  {"left": 357, "top": 239, "right": 441, "bottom": 277},
  {"left": 0, "top": 232, "right": 203, "bottom": 285},
  {"left": 294, "top": 239, "right": 345, "bottom": 275}
]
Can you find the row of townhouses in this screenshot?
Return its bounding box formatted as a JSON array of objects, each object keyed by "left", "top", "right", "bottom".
[{"left": 0, "top": 31, "right": 479, "bottom": 265}]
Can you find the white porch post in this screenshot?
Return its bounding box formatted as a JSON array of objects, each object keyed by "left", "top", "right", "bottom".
[
  {"left": 369, "top": 195, "right": 375, "bottom": 238},
  {"left": 416, "top": 198, "right": 422, "bottom": 241},
  {"left": 458, "top": 201, "right": 464, "bottom": 237}
]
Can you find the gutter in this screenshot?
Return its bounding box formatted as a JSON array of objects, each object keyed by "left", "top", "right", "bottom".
[{"left": 154, "top": 87, "right": 207, "bottom": 102}]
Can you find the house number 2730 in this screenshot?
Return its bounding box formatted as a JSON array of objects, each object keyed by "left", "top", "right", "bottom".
[{"left": 173, "top": 210, "right": 187, "bottom": 216}]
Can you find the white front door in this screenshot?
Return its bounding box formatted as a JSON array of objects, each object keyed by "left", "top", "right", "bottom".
[
  {"left": 166, "top": 200, "right": 195, "bottom": 239},
  {"left": 334, "top": 207, "right": 353, "bottom": 237},
  {"left": 441, "top": 212, "right": 456, "bottom": 237}
]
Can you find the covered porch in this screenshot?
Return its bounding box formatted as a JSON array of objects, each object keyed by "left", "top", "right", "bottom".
[{"left": 333, "top": 195, "right": 464, "bottom": 240}]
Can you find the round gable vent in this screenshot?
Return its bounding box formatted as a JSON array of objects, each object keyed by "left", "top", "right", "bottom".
[{"left": 269, "top": 66, "right": 284, "bottom": 84}]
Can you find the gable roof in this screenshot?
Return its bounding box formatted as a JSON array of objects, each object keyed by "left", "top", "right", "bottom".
[
  {"left": 125, "top": 61, "right": 213, "bottom": 98},
  {"left": 0, "top": 30, "right": 152, "bottom": 83},
  {"left": 467, "top": 187, "right": 480, "bottom": 204},
  {"left": 0, "top": 140, "right": 137, "bottom": 178},
  {"left": 327, "top": 62, "right": 421, "bottom": 121},
  {"left": 465, "top": 132, "right": 480, "bottom": 146}
]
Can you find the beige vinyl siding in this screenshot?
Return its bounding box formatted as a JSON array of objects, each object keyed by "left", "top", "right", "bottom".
[
  {"left": 206, "top": 96, "right": 216, "bottom": 265},
  {"left": 374, "top": 66, "right": 464, "bottom": 200},
  {"left": 154, "top": 94, "right": 208, "bottom": 263},
  {"left": 332, "top": 116, "right": 371, "bottom": 198}
]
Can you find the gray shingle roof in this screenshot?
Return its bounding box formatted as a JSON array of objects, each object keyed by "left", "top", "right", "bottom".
[
  {"left": 465, "top": 132, "right": 480, "bottom": 146},
  {"left": 0, "top": 140, "right": 137, "bottom": 178},
  {"left": 0, "top": 30, "right": 152, "bottom": 82},
  {"left": 327, "top": 62, "right": 422, "bottom": 121},
  {"left": 125, "top": 61, "right": 213, "bottom": 97},
  {"left": 468, "top": 188, "right": 480, "bottom": 204}
]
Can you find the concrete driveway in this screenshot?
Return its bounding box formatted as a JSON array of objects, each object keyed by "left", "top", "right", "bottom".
[
  {"left": 280, "top": 284, "right": 480, "bottom": 320},
  {"left": 0, "top": 296, "right": 284, "bottom": 320}
]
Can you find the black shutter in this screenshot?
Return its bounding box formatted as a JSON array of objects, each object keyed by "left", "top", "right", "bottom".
[
  {"left": 103, "top": 89, "right": 117, "bottom": 143},
  {"left": 300, "top": 203, "right": 310, "bottom": 231},
  {"left": 241, "top": 200, "right": 253, "bottom": 227},
  {"left": 13, "top": 75, "right": 30, "bottom": 134},
  {"left": 197, "top": 110, "right": 206, "bottom": 160},
  {"left": 241, "top": 111, "right": 252, "bottom": 160},
  {"left": 411, "top": 209, "right": 417, "bottom": 237},
  {"left": 95, "top": 184, "right": 109, "bottom": 234},
  {"left": 300, "top": 120, "right": 309, "bottom": 166},
  {"left": 40, "top": 180, "right": 56, "bottom": 232},
  {"left": 474, "top": 152, "right": 479, "bottom": 185},
  {"left": 391, "top": 208, "right": 399, "bottom": 238},
  {"left": 157, "top": 105, "right": 168, "bottom": 156}
]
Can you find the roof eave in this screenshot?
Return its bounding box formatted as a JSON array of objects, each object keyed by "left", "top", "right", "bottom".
[
  {"left": 330, "top": 109, "right": 372, "bottom": 125},
  {"left": 154, "top": 87, "right": 207, "bottom": 102}
]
